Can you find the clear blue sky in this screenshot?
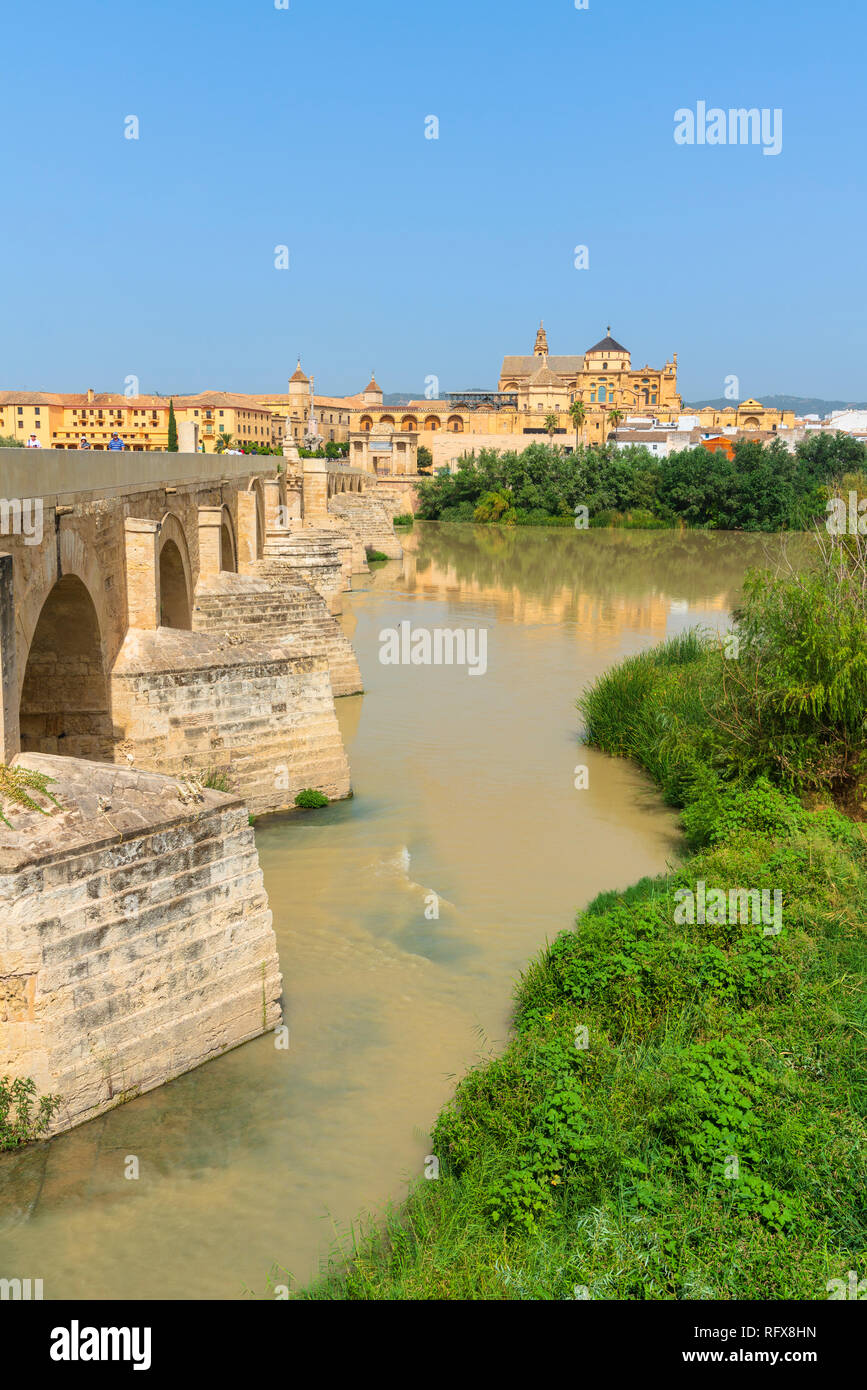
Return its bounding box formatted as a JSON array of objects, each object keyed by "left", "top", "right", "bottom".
[{"left": 1, "top": 0, "right": 864, "bottom": 401}]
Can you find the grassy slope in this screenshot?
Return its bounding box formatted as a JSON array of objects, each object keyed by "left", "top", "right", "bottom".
[{"left": 299, "top": 636, "right": 867, "bottom": 1300}]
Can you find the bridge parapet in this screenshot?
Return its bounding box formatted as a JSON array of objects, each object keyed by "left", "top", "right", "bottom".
[{"left": 0, "top": 446, "right": 275, "bottom": 507}]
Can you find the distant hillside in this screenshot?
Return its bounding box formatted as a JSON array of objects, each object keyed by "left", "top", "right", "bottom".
[
  {"left": 383, "top": 391, "right": 867, "bottom": 418},
  {"left": 684, "top": 395, "right": 867, "bottom": 418}
]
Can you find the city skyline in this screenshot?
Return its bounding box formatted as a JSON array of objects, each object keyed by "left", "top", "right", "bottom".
[{"left": 2, "top": 0, "right": 865, "bottom": 399}]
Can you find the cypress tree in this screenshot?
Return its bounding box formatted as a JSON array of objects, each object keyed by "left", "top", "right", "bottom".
[{"left": 167, "top": 398, "right": 178, "bottom": 452}]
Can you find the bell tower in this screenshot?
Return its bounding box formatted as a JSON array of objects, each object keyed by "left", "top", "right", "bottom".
[{"left": 533, "top": 320, "right": 548, "bottom": 357}]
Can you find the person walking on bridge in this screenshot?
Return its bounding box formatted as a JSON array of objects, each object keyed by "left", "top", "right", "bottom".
[
  {"left": 25, "top": 433, "right": 42, "bottom": 447},
  {"left": 79, "top": 434, "right": 91, "bottom": 449},
  {"left": 108, "top": 432, "right": 125, "bottom": 450}
]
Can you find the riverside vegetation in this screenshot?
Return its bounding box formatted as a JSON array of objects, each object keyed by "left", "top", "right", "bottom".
[
  {"left": 416, "top": 433, "right": 866, "bottom": 532},
  {"left": 298, "top": 528, "right": 867, "bottom": 1300}
]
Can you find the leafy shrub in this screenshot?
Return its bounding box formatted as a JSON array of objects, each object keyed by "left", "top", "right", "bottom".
[
  {"left": 294, "top": 788, "right": 329, "bottom": 809},
  {"left": 0, "top": 763, "right": 57, "bottom": 828},
  {"left": 0, "top": 1075, "right": 61, "bottom": 1150},
  {"left": 680, "top": 775, "right": 809, "bottom": 849}
]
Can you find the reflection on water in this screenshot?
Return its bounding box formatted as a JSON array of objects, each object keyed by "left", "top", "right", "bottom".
[{"left": 0, "top": 524, "right": 789, "bottom": 1299}]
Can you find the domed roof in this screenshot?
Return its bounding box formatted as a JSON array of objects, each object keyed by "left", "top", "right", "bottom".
[
  {"left": 364, "top": 374, "right": 382, "bottom": 394},
  {"left": 587, "top": 329, "right": 628, "bottom": 355},
  {"left": 289, "top": 360, "right": 309, "bottom": 384}
]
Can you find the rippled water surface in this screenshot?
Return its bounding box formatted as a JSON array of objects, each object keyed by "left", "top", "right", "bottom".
[{"left": 0, "top": 525, "right": 792, "bottom": 1298}]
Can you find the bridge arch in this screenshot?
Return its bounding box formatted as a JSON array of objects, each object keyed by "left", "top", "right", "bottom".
[
  {"left": 220, "top": 505, "right": 237, "bottom": 572},
  {"left": 246, "top": 476, "right": 266, "bottom": 559},
  {"left": 19, "top": 572, "right": 112, "bottom": 760},
  {"left": 158, "top": 512, "right": 193, "bottom": 629}
]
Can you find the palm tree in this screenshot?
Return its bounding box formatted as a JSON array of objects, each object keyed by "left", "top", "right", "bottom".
[
  {"left": 544, "top": 412, "right": 559, "bottom": 448},
  {"left": 215, "top": 432, "right": 233, "bottom": 454},
  {"left": 569, "top": 399, "right": 587, "bottom": 450},
  {"left": 607, "top": 408, "right": 624, "bottom": 440}
]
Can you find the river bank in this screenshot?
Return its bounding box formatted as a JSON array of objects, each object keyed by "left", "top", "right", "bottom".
[
  {"left": 0, "top": 525, "right": 833, "bottom": 1299},
  {"left": 299, "top": 534, "right": 867, "bottom": 1300}
]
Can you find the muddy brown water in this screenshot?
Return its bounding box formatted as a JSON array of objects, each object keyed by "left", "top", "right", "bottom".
[{"left": 0, "top": 525, "right": 796, "bottom": 1298}]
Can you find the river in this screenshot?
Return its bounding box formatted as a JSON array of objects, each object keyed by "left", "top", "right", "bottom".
[{"left": 0, "top": 524, "right": 789, "bottom": 1298}]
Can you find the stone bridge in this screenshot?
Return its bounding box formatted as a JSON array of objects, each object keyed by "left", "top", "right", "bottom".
[
  {"left": 0, "top": 447, "right": 401, "bottom": 813},
  {"left": 0, "top": 446, "right": 402, "bottom": 1135}
]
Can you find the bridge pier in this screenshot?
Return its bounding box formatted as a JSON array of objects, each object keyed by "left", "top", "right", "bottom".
[
  {"left": 124, "top": 518, "right": 161, "bottom": 630},
  {"left": 197, "top": 506, "right": 224, "bottom": 579}
]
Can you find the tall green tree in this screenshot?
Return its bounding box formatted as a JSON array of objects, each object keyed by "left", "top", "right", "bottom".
[
  {"left": 167, "top": 399, "right": 178, "bottom": 452},
  {"left": 544, "top": 412, "right": 559, "bottom": 448},
  {"left": 568, "top": 399, "right": 587, "bottom": 451}
]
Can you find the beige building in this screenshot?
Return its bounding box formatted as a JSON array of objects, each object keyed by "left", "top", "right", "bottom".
[
  {"left": 253, "top": 362, "right": 377, "bottom": 446},
  {"left": 173, "top": 393, "right": 273, "bottom": 450},
  {"left": 344, "top": 324, "right": 682, "bottom": 449},
  {"left": 0, "top": 390, "right": 171, "bottom": 450},
  {"left": 0, "top": 327, "right": 796, "bottom": 458},
  {"left": 688, "top": 398, "right": 796, "bottom": 431},
  {"left": 497, "top": 321, "right": 681, "bottom": 429},
  {"left": 0, "top": 389, "right": 275, "bottom": 452},
  {"left": 349, "top": 420, "right": 418, "bottom": 476}
]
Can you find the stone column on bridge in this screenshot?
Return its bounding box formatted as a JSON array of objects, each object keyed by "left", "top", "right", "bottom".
[
  {"left": 198, "top": 507, "right": 223, "bottom": 579},
  {"left": 282, "top": 471, "right": 302, "bottom": 523},
  {"left": 124, "top": 518, "right": 161, "bottom": 630},
  {"left": 236, "top": 491, "right": 259, "bottom": 573},
  {"left": 0, "top": 552, "right": 20, "bottom": 762},
  {"left": 262, "top": 478, "right": 284, "bottom": 533},
  {"left": 302, "top": 456, "right": 328, "bottom": 524},
  {"left": 177, "top": 421, "right": 199, "bottom": 453}
]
